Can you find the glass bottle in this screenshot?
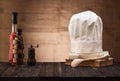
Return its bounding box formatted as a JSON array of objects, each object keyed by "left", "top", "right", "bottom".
[
  {"left": 9, "top": 12, "right": 18, "bottom": 65},
  {"left": 13, "top": 28, "right": 24, "bottom": 65}
]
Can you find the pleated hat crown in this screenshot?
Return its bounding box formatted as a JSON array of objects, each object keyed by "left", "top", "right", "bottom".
[{"left": 69, "top": 11, "right": 103, "bottom": 53}]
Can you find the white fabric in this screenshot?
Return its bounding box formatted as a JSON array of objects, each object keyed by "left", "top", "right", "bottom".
[
  {"left": 69, "top": 11, "right": 103, "bottom": 53},
  {"left": 68, "top": 11, "right": 111, "bottom": 67},
  {"left": 69, "top": 51, "right": 110, "bottom": 59}
]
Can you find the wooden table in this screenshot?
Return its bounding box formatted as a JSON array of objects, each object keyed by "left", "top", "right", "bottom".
[{"left": 0, "top": 62, "right": 120, "bottom": 81}]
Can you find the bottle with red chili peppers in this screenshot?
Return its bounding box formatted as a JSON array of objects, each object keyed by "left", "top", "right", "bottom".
[
  {"left": 9, "top": 12, "right": 24, "bottom": 66},
  {"left": 9, "top": 12, "right": 18, "bottom": 65}
]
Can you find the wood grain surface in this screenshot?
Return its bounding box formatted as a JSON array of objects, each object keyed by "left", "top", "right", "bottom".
[
  {"left": 0, "top": 62, "right": 120, "bottom": 77},
  {"left": 0, "top": 0, "right": 120, "bottom": 62}
]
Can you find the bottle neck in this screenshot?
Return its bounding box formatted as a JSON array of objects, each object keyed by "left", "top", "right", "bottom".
[{"left": 12, "top": 24, "right": 17, "bottom": 33}]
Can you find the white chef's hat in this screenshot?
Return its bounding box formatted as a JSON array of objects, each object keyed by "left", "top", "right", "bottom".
[{"left": 69, "top": 11, "right": 103, "bottom": 54}]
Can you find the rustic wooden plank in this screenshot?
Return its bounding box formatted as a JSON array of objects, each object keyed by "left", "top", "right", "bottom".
[
  {"left": 57, "top": 32, "right": 70, "bottom": 44},
  {"left": 0, "top": 13, "right": 60, "bottom": 31},
  {"left": 0, "top": 45, "right": 9, "bottom": 62},
  {"left": 74, "top": 67, "right": 90, "bottom": 77},
  {"left": 0, "top": 63, "right": 10, "bottom": 76},
  {"left": 66, "top": 65, "right": 82, "bottom": 77},
  {"left": 35, "top": 45, "right": 57, "bottom": 62},
  {"left": 0, "top": 30, "right": 10, "bottom": 45},
  {"left": 23, "top": 32, "right": 69, "bottom": 62},
  {"left": 94, "top": 58, "right": 113, "bottom": 67},
  {"left": 0, "top": 0, "right": 107, "bottom": 14},
  {"left": 0, "top": 1, "right": 2, "bottom": 11},
  {"left": 65, "top": 58, "right": 113, "bottom": 67},
  {"left": 62, "top": 64, "right": 101, "bottom": 77},
  {"left": 21, "top": 0, "right": 61, "bottom": 14},
  {"left": 0, "top": 14, "right": 3, "bottom": 29},
  {"left": 114, "top": 43, "right": 120, "bottom": 62},
  {"left": 1, "top": 0, "right": 107, "bottom": 15},
  {"left": 0, "top": 13, "right": 11, "bottom": 30},
  {"left": 19, "top": 14, "right": 59, "bottom": 30},
  {"left": 22, "top": 63, "right": 41, "bottom": 77},
  {"left": 15, "top": 64, "right": 39, "bottom": 77},
  {"left": 1, "top": 0, "right": 22, "bottom": 13},
  {"left": 22, "top": 32, "right": 69, "bottom": 62},
  {"left": 0, "top": 31, "right": 70, "bottom": 62},
  {"left": 0, "top": 62, "right": 120, "bottom": 77},
  {"left": 61, "top": 63, "right": 76, "bottom": 77},
  {"left": 0, "top": 0, "right": 120, "bottom": 63},
  {"left": 38, "top": 63, "right": 57, "bottom": 77},
  {"left": 60, "top": 14, "right": 72, "bottom": 28},
  {"left": 38, "top": 63, "right": 46, "bottom": 77},
  {"left": 23, "top": 32, "right": 58, "bottom": 44},
  {"left": 44, "top": 63, "right": 54, "bottom": 77},
  {"left": 83, "top": 67, "right": 102, "bottom": 77},
  {"left": 60, "top": 62, "right": 120, "bottom": 77},
  {"left": 0, "top": 65, "right": 22, "bottom": 77},
  {"left": 1, "top": 0, "right": 61, "bottom": 14},
  {"left": 53, "top": 63, "right": 62, "bottom": 77},
  {"left": 54, "top": 44, "right": 69, "bottom": 62},
  {"left": 59, "top": 0, "right": 79, "bottom": 14},
  {"left": 97, "top": 64, "right": 120, "bottom": 77},
  {"left": 109, "top": 62, "right": 120, "bottom": 73},
  {"left": 103, "top": 29, "right": 116, "bottom": 45},
  {"left": 60, "top": 62, "right": 66, "bottom": 77}
]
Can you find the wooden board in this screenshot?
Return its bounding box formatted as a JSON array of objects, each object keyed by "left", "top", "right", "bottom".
[
  {"left": 0, "top": 0, "right": 120, "bottom": 62},
  {"left": 65, "top": 57, "right": 113, "bottom": 67},
  {"left": 0, "top": 62, "right": 120, "bottom": 78}
]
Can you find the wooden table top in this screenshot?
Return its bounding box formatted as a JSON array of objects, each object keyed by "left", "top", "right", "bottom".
[{"left": 0, "top": 62, "right": 120, "bottom": 81}]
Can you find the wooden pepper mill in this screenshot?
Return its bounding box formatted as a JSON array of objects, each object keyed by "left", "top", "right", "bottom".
[{"left": 27, "top": 44, "right": 39, "bottom": 66}]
